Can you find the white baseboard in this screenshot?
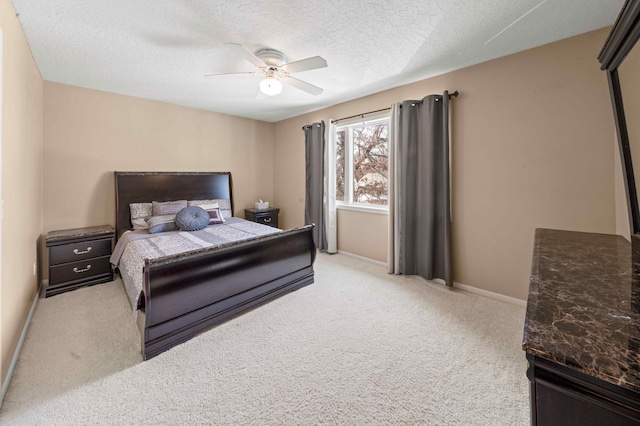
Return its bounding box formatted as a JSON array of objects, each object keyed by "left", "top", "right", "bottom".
[
  {"left": 336, "top": 250, "right": 387, "bottom": 268},
  {"left": 334, "top": 252, "right": 526, "bottom": 307},
  {"left": 453, "top": 281, "right": 526, "bottom": 307},
  {"left": 0, "top": 283, "right": 42, "bottom": 408}
]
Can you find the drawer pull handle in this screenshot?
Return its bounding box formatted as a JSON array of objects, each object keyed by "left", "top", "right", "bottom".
[
  {"left": 263, "top": 217, "right": 272, "bottom": 223},
  {"left": 73, "top": 265, "right": 92, "bottom": 273},
  {"left": 73, "top": 247, "right": 92, "bottom": 255}
]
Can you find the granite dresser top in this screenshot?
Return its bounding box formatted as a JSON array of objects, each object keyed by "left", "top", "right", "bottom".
[{"left": 523, "top": 228, "right": 640, "bottom": 392}]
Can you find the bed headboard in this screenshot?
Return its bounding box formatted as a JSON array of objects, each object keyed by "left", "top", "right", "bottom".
[{"left": 114, "top": 172, "right": 233, "bottom": 240}]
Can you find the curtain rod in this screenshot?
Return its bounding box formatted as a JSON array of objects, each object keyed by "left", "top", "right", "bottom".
[
  {"left": 331, "top": 107, "right": 391, "bottom": 124},
  {"left": 301, "top": 122, "right": 324, "bottom": 130},
  {"left": 330, "top": 91, "right": 459, "bottom": 124}
]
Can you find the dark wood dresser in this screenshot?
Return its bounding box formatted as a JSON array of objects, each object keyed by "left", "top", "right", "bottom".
[
  {"left": 244, "top": 207, "right": 279, "bottom": 228},
  {"left": 45, "top": 225, "right": 115, "bottom": 297},
  {"left": 523, "top": 229, "right": 640, "bottom": 425}
]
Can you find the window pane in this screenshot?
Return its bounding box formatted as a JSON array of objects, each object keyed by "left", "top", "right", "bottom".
[
  {"left": 352, "top": 123, "right": 388, "bottom": 205},
  {"left": 336, "top": 130, "right": 345, "bottom": 201}
]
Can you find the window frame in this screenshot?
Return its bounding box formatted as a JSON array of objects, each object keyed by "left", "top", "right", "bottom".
[{"left": 334, "top": 111, "right": 390, "bottom": 214}]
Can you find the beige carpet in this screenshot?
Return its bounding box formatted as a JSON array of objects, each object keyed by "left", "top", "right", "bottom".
[{"left": 0, "top": 253, "right": 529, "bottom": 425}]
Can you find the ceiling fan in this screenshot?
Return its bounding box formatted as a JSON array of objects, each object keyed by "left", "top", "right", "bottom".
[{"left": 205, "top": 43, "right": 327, "bottom": 96}]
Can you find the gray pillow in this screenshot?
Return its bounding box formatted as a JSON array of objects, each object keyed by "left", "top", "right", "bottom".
[
  {"left": 147, "top": 214, "right": 178, "bottom": 234},
  {"left": 152, "top": 200, "right": 187, "bottom": 216},
  {"left": 175, "top": 206, "right": 210, "bottom": 231}
]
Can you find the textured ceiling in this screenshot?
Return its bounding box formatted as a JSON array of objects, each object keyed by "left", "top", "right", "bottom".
[{"left": 12, "top": 0, "right": 624, "bottom": 122}]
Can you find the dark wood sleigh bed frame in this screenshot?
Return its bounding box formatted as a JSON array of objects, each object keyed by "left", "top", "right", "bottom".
[{"left": 114, "top": 172, "right": 316, "bottom": 360}]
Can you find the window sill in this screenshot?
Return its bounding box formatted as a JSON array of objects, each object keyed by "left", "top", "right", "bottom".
[{"left": 336, "top": 204, "right": 389, "bottom": 215}]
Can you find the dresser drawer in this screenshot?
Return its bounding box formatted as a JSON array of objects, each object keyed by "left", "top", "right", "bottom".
[
  {"left": 49, "top": 238, "right": 112, "bottom": 265},
  {"left": 49, "top": 255, "right": 112, "bottom": 286},
  {"left": 255, "top": 213, "right": 278, "bottom": 228}
]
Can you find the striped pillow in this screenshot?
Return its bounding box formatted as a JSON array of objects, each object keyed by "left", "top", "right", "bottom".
[
  {"left": 152, "top": 200, "right": 187, "bottom": 216},
  {"left": 147, "top": 214, "right": 178, "bottom": 234}
]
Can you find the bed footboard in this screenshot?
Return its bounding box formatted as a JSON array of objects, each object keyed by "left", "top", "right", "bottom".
[{"left": 138, "top": 225, "right": 316, "bottom": 360}]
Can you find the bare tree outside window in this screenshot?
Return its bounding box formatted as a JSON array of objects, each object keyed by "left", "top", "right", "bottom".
[
  {"left": 335, "top": 120, "right": 388, "bottom": 206},
  {"left": 352, "top": 123, "right": 388, "bottom": 205},
  {"left": 336, "top": 130, "right": 345, "bottom": 201}
]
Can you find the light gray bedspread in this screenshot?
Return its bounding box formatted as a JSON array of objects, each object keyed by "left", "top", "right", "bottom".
[{"left": 110, "top": 217, "right": 281, "bottom": 313}]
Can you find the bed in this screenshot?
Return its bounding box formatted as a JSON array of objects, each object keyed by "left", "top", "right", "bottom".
[{"left": 112, "top": 171, "right": 316, "bottom": 360}]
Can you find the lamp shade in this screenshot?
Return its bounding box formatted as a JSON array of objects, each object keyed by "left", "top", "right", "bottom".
[{"left": 259, "top": 76, "right": 283, "bottom": 96}]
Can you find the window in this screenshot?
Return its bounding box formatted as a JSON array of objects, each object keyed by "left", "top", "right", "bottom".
[{"left": 335, "top": 113, "right": 389, "bottom": 210}]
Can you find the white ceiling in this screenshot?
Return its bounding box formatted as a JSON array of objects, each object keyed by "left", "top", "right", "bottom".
[{"left": 12, "top": 0, "right": 624, "bottom": 122}]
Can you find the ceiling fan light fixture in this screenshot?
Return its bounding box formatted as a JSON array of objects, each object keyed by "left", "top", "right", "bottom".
[{"left": 259, "top": 76, "right": 283, "bottom": 96}]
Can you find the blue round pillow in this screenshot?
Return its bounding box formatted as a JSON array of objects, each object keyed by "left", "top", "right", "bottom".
[{"left": 175, "top": 206, "right": 210, "bottom": 231}]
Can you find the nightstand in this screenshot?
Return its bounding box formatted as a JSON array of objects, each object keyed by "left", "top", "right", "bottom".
[
  {"left": 45, "top": 225, "right": 115, "bottom": 297},
  {"left": 244, "top": 207, "right": 280, "bottom": 228}
]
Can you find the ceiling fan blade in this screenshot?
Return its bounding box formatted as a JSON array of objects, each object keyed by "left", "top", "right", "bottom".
[
  {"left": 224, "top": 43, "right": 267, "bottom": 69},
  {"left": 282, "top": 75, "right": 323, "bottom": 96},
  {"left": 281, "top": 56, "right": 327, "bottom": 74},
  {"left": 204, "top": 72, "right": 258, "bottom": 79}
]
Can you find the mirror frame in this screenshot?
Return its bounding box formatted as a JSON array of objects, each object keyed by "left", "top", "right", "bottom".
[{"left": 599, "top": 0, "right": 640, "bottom": 235}]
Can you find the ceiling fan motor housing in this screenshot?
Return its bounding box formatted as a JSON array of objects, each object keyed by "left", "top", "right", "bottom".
[{"left": 255, "top": 48, "right": 287, "bottom": 67}]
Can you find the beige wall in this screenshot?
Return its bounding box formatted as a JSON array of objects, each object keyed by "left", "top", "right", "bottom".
[
  {"left": 1, "top": 0, "right": 44, "bottom": 383},
  {"left": 337, "top": 210, "right": 387, "bottom": 263},
  {"left": 274, "top": 28, "right": 616, "bottom": 301},
  {"left": 43, "top": 82, "right": 274, "bottom": 238}
]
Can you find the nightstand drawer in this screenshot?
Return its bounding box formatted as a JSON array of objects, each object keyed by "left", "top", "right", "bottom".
[
  {"left": 49, "top": 255, "right": 112, "bottom": 286},
  {"left": 49, "top": 238, "right": 112, "bottom": 265},
  {"left": 255, "top": 214, "right": 278, "bottom": 228},
  {"left": 46, "top": 225, "right": 115, "bottom": 297},
  {"left": 245, "top": 207, "right": 280, "bottom": 229}
]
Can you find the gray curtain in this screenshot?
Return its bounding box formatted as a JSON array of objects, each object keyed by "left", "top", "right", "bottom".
[
  {"left": 396, "top": 93, "right": 452, "bottom": 286},
  {"left": 304, "top": 121, "right": 326, "bottom": 250}
]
